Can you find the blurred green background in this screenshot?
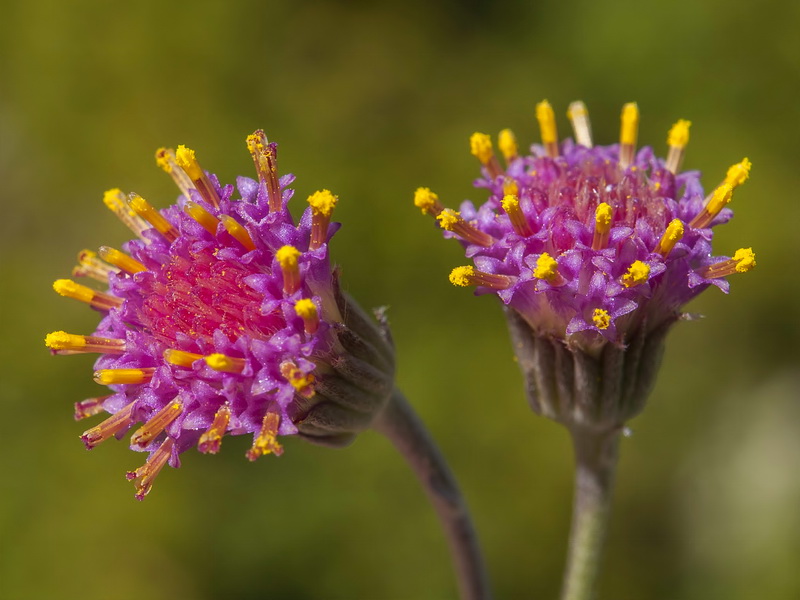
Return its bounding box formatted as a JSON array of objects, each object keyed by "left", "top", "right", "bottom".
[{"left": 2, "top": 0, "right": 799, "bottom": 598}]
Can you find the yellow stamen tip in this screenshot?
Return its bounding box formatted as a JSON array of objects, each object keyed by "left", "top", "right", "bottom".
[
  {"left": 436, "top": 209, "right": 460, "bottom": 231},
  {"left": 469, "top": 132, "right": 494, "bottom": 165},
  {"left": 414, "top": 187, "right": 440, "bottom": 215},
  {"left": 163, "top": 349, "right": 203, "bottom": 368},
  {"left": 204, "top": 353, "right": 245, "bottom": 373},
  {"left": 708, "top": 182, "right": 734, "bottom": 215},
  {"left": 498, "top": 129, "right": 518, "bottom": 161},
  {"left": 155, "top": 147, "right": 173, "bottom": 173},
  {"left": 533, "top": 253, "right": 559, "bottom": 280},
  {"left": 536, "top": 100, "right": 558, "bottom": 144},
  {"left": 667, "top": 119, "right": 691, "bottom": 148},
  {"left": 45, "top": 331, "right": 85, "bottom": 350},
  {"left": 449, "top": 266, "right": 475, "bottom": 287},
  {"left": 501, "top": 194, "right": 519, "bottom": 212},
  {"left": 592, "top": 308, "right": 611, "bottom": 330},
  {"left": 725, "top": 158, "right": 752, "bottom": 188},
  {"left": 664, "top": 219, "right": 684, "bottom": 243},
  {"left": 595, "top": 202, "right": 613, "bottom": 229},
  {"left": 276, "top": 245, "right": 300, "bottom": 269},
  {"left": 294, "top": 298, "right": 317, "bottom": 320},
  {"left": 53, "top": 279, "right": 93, "bottom": 303},
  {"left": 307, "top": 189, "right": 337, "bottom": 217},
  {"left": 502, "top": 179, "right": 519, "bottom": 196},
  {"left": 175, "top": 145, "right": 203, "bottom": 179},
  {"left": 620, "top": 102, "right": 639, "bottom": 146},
  {"left": 102, "top": 188, "right": 126, "bottom": 211},
  {"left": 622, "top": 260, "right": 651, "bottom": 287},
  {"left": 733, "top": 247, "right": 756, "bottom": 272}
]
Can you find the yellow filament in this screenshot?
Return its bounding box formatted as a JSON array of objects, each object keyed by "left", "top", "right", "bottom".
[
  {"left": 657, "top": 219, "right": 684, "bottom": 255},
  {"left": 449, "top": 266, "right": 475, "bottom": 287},
  {"left": 498, "top": 129, "right": 518, "bottom": 161},
  {"left": 220, "top": 215, "right": 256, "bottom": 251},
  {"left": 592, "top": 309, "right": 611, "bottom": 330},
  {"left": 622, "top": 261, "right": 651, "bottom": 287},
  {"left": 307, "top": 189, "right": 337, "bottom": 217},
  {"left": 163, "top": 349, "right": 203, "bottom": 368},
  {"left": 724, "top": 158, "right": 752, "bottom": 188},
  {"left": 536, "top": 100, "right": 558, "bottom": 144},
  {"left": 98, "top": 246, "right": 147, "bottom": 273},
  {"left": 184, "top": 201, "right": 220, "bottom": 236},
  {"left": 620, "top": 102, "right": 639, "bottom": 146},
  {"left": 667, "top": 119, "right": 691, "bottom": 149},
  {"left": 469, "top": 132, "right": 494, "bottom": 165}
]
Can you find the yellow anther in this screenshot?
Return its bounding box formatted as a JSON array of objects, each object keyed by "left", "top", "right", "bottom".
[
  {"left": 276, "top": 245, "right": 300, "bottom": 269},
  {"left": 246, "top": 411, "right": 283, "bottom": 461},
  {"left": 45, "top": 331, "right": 125, "bottom": 355},
  {"left": 307, "top": 189, "right": 337, "bottom": 217},
  {"left": 592, "top": 203, "right": 613, "bottom": 250},
  {"left": 155, "top": 147, "right": 173, "bottom": 173},
  {"left": 204, "top": 353, "right": 246, "bottom": 374},
  {"left": 246, "top": 129, "right": 281, "bottom": 212},
  {"left": 280, "top": 361, "right": 316, "bottom": 398},
  {"left": 724, "top": 158, "right": 752, "bottom": 188},
  {"left": 220, "top": 215, "right": 256, "bottom": 251},
  {"left": 706, "top": 183, "right": 734, "bottom": 217},
  {"left": 131, "top": 400, "right": 183, "bottom": 448},
  {"left": 437, "top": 209, "right": 460, "bottom": 231},
  {"left": 413, "top": 187, "right": 442, "bottom": 216},
  {"left": 533, "top": 253, "right": 559, "bottom": 281},
  {"left": 656, "top": 219, "right": 684, "bottom": 256},
  {"left": 45, "top": 331, "right": 85, "bottom": 350},
  {"left": 470, "top": 132, "right": 494, "bottom": 165},
  {"left": 620, "top": 102, "right": 639, "bottom": 146},
  {"left": 498, "top": 129, "right": 518, "bottom": 162},
  {"left": 184, "top": 200, "right": 220, "bottom": 236},
  {"left": 294, "top": 298, "right": 317, "bottom": 320},
  {"left": 175, "top": 145, "right": 204, "bottom": 180},
  {"left": 198, "top": 404, "right": 232, "bottom": 454},
  {"left": 449, "top": 266, "right": 475, "bottom": 287},
  {"left": 733, "top": 247, "right": 756, "bottom": 272},
  {"left": 622, "top": 261, "right": 651, "bottom": 287},
  {"left": 501, "top": 194, "right": 519, "bottom": 213},
  {"left": 567, "top": 100, "right": 593, "bottom": 148},
  {"left": 98, "top": 246, "right": 147, "bottom": 273},
  {"left": 536, "top": 100, "right": 558, "bottom": 144},
  {"left": 592, "top": 309, "right": 611, "bottom": 330},
  {"left": 502, "top": 178, "right": 519, "bottom": 196},
  {"left": 103, "top": 188, "right": 149, "bottom": 240},
  {"left": 53, "top": 279, "right": 122, "bottom": 311},
  {"left": 163, "top": 349, "right": 203, "bottom": 368},
  {"left": 667, "top": 119, "right": 691, "bottom": 149},
  {"left": 128, "top": 193, "right": 178, "bottom": 242},
  {"left": 93, "top": 368, "right": 155, "bottom": 385}
]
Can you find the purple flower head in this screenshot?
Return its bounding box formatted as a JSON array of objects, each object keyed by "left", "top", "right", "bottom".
[
  {"left": 47, "top": 132, "right": 393, "bottom": 499},
  {"left": 416, "top": 101, "right": 756, "bottom": 358}
]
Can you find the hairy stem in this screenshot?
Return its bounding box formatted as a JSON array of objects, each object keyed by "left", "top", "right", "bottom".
[
  {"left": 373, "top": 388, "right": 491, "bottom": 600},
  {"left": 560, "top": 427, "right": 621, "bottom": 600}
]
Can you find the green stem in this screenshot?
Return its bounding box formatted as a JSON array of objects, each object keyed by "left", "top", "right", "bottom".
[
  {"left": 373, "top": 388, "right": 491, "bottom": 600},
  {"left": 560, "top": 427, "right": 621, "bottom": 600}
]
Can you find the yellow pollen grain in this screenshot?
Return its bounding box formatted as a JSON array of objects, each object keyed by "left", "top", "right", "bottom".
[
  {"left": 307, "top": 189, "right": 337, "bottom": 216},
  {"left": 592, "top": 308, "right": 611, "bottom": 330},
  {"left": 414, "top": 187, "right": 439, "bottom": 215},
  {"left": 449, "top": 266, "right": 475, "bottom": 287},
  {"left": 622, "top": 261, "right": 651, "bottom": 287},
  {"left": 725, "top": 158, "right": 752, "bottom": 188},
  {"left": 595, "top": 203, "right": 613, "bottom": 231},
  {"left": 470, "top": 132, "right": 494, "bottom": 165},
  {"left": 498, "top": 129, "right": 518, "bottom": 161},
  {"left": 536, "top": 100, "right": 557, "bottom": 144},
  {"left": 246, "top": 133, "right": 264, "bottom": 152},
  {"left": 658, "top": 219, "right": 684, "bottom": 255},
  {"left": 733, "top": 247, "right": 756, "bottom": 272},
  {"left": 667, "top": 120, "right": 691, "bottom": 148},
  {"left": 620, "top": 102, "right": 639, "bottom": 145},
  {"left": 294, "top": 298, "right": 317, "bottom": 319},
  {"left": 276, "top": 245, "right": 300, "bottom": 269},
  {"left": 501, "top": 194, "right": 519, "bottom": 213},
  {"left": 45, "top": 331, "right": 85, "bottom": 350},
  {"left": 533, "top": 253, "right": 559, "bottom": 280},
  {"left": 175, "top": 145, "right": 203, "bottom": 179},
  {"left": 155, "top": 147, "right": 173, "bottom": 173},
  {"left": 436, "top": 209, "right": 460, "bottom": 231}
]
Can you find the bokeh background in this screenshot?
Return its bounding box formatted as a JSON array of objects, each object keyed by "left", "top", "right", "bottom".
[{"left": 2, "top": 1, "right": 799, "bottom": 598}]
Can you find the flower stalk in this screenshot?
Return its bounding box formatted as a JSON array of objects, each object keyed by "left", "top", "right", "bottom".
[{"left": 373, "top": 388, "right": 491, "bottom": 600}]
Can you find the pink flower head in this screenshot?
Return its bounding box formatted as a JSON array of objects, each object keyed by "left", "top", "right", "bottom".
[{"left": 47, "top": 132, "right": 387, "bottom": 499}]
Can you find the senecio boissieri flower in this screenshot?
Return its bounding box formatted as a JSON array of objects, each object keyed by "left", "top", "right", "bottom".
[
  {"left": 47, "top": 132, "right": 395, "bottom": 499},
  {"left": 415, "top": 100, "right": 755, "bottom": 428}
]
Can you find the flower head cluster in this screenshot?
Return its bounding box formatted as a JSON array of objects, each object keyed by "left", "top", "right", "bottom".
[
  {"left": 47, "top": 132, "right": 391, "bottom": 499},
  {"left": 416, "top": 101, "right": 755, "bottom": 356}
]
